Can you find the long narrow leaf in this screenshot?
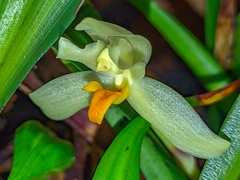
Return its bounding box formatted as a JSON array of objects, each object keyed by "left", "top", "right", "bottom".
[
  {"left": 93, "top": 116, "right": 150, "bottom": 180},
  {"left": 231, "top": 13, "right": 240, "bottom": 77},
  {"left": 199, "top": 93, "right": 240, "bottom": 180},
  {"left": 0, "top": 0, "right": 82, "bottom": 109},
  {"left": 204, "top": 0, "right": 220, "bottom": 52}
]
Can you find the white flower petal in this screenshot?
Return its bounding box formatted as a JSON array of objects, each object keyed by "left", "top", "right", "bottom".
[
  {"left": 75, "top": 17, "right": 133, "bottom": 41},
  {"left": 75, "top": 17, "right": 152, "bottom": 65},
  {"left": 29, "top": 71, "right": 115, "bottom": 120},
  {"left": 127, "top": 77, "right": 230, "bottom": 158},
  {"left": 57, "top": 37, "right": 107, "bottom": 71}
]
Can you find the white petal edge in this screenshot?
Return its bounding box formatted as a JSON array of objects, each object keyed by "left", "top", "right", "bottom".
[
  {"left": 29, "top": 71, "right": 115, "bottom": 120},
  {"left": 127, "top": 77, "right": 230, "bottom": 158},
  {"left": 57, "top": 37, "right": 107, "bottom": 71},
  {"left": 75, "top": 17, "right": 152, "bottom": 65},
  {"left": 75, "top": 17, "right": 133, "bottom": 41}
]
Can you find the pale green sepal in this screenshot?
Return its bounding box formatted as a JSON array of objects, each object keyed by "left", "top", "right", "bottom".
[
  {"left": 108, "top": 37, "right": 134, "bottom": 69},
  {"left": 29, "top": 71, "right": 115, "bottom": 120},
  {"left": 57, "top": 37, "right": 107, "bottom": 71},
  {"left": 127, "top": 77, "right": 230, "bottom": 159},
  {"left": 128, "top": 61, "right": 146, "bottom": 82},
  {"left": 75, "top": 17, "right": 152, "bottom": 65},
  {"left": 75, "top": 17, "right": 132, "bottom": 41}
]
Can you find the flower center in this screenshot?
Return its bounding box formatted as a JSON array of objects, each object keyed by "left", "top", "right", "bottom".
[
  {"left": 97, "top": 48, "right": 123, "bottom": 74},
  {"left": 82, "top": 48, "right": 133, "bottom": 124},
  {"left": 96, "top": 48, "right": 133, "bottom": 89}
]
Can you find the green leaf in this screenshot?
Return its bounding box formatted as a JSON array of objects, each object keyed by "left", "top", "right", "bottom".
[
  {"left": 204, "top": 0, "right": 220, "bottom": 52},
  {"left": 141, "top": 130, "right": 187, "bottom": 180},
  {"left": 199, "top": 94, "right": 240, "bottom": 180},
  {"left": 8, "top": 120, "right": 74, "bottom": 180},
  {"left": 0, "top": 0, "right": 82, "bottom": 109},
  {"left": 104, "top": 105, "right": 187, "bottom": 179},
  {"left": 128, "top": 0, "right": 231, "bottom": 91},
  {"left": 231, "top": 13, "right": 240, "bottom": 77},
  {"left": 93, "top": 116, "right": 150, "bottom": 180}
]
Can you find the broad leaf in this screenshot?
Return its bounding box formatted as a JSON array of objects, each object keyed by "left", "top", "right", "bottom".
[{"left": 8, "top": 120, "right": 74, "bottom": 180}]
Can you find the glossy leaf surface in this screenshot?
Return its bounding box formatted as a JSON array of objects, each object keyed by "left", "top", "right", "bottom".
[
  {"left": 0, "top": 0, "right": 82, "bottom": 109},
  {"left": 8, "top": 120, "right": 74, "bottom": 180},
  {"left": 93, "top": 116, "right": 150, "bottom": 180}
]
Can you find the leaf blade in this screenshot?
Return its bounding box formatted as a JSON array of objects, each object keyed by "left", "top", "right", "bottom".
[
  {"left": 0, "top": 0, "right": 82, "bottom": 109},
  {"left": 8, "top": 120, "right": 74, "bottom": 180},
  {"left": 200, "top": 94, "right": 240, "bottom": 180},
  {"left": 204, "top": 0, "right": 220, "bottom": 52},
  {"left": 93, "top": 116, "right": 150, "bottom": 180}
]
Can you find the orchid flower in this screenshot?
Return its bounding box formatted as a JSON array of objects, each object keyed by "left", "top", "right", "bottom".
[{"left": 29, "top": 17, "right": 230, "bottom": 159}]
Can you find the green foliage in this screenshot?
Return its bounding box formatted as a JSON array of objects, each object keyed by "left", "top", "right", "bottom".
[
  {"left": 0, "top": 0, "right": 239, "bottom": 179},
  {"left": 8, "top": 120, "right": 74, "bottom": 180},
  {"left": 140, "top": 131, "right": 187, "bottom": 180},
  {"left": 200, "top": 94, "right": 240, "bottom": 180},
  {"left": 105, "top": 106, "right": 188, "bottom": 179},
  {"left": 204, "top": 0, "right": 220, "bottom": 52},
  {"left": 0, "top": 0, "right": 82, "bottom": 109},
  {"left": 231, "top": 13, "right": 240, "bottom": 77},
  {"left": 128, "top": 0, "right": 230, "bottom": 91},
  {"left": 93, "top": 116, "right": 150, "bottom": 180}
]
